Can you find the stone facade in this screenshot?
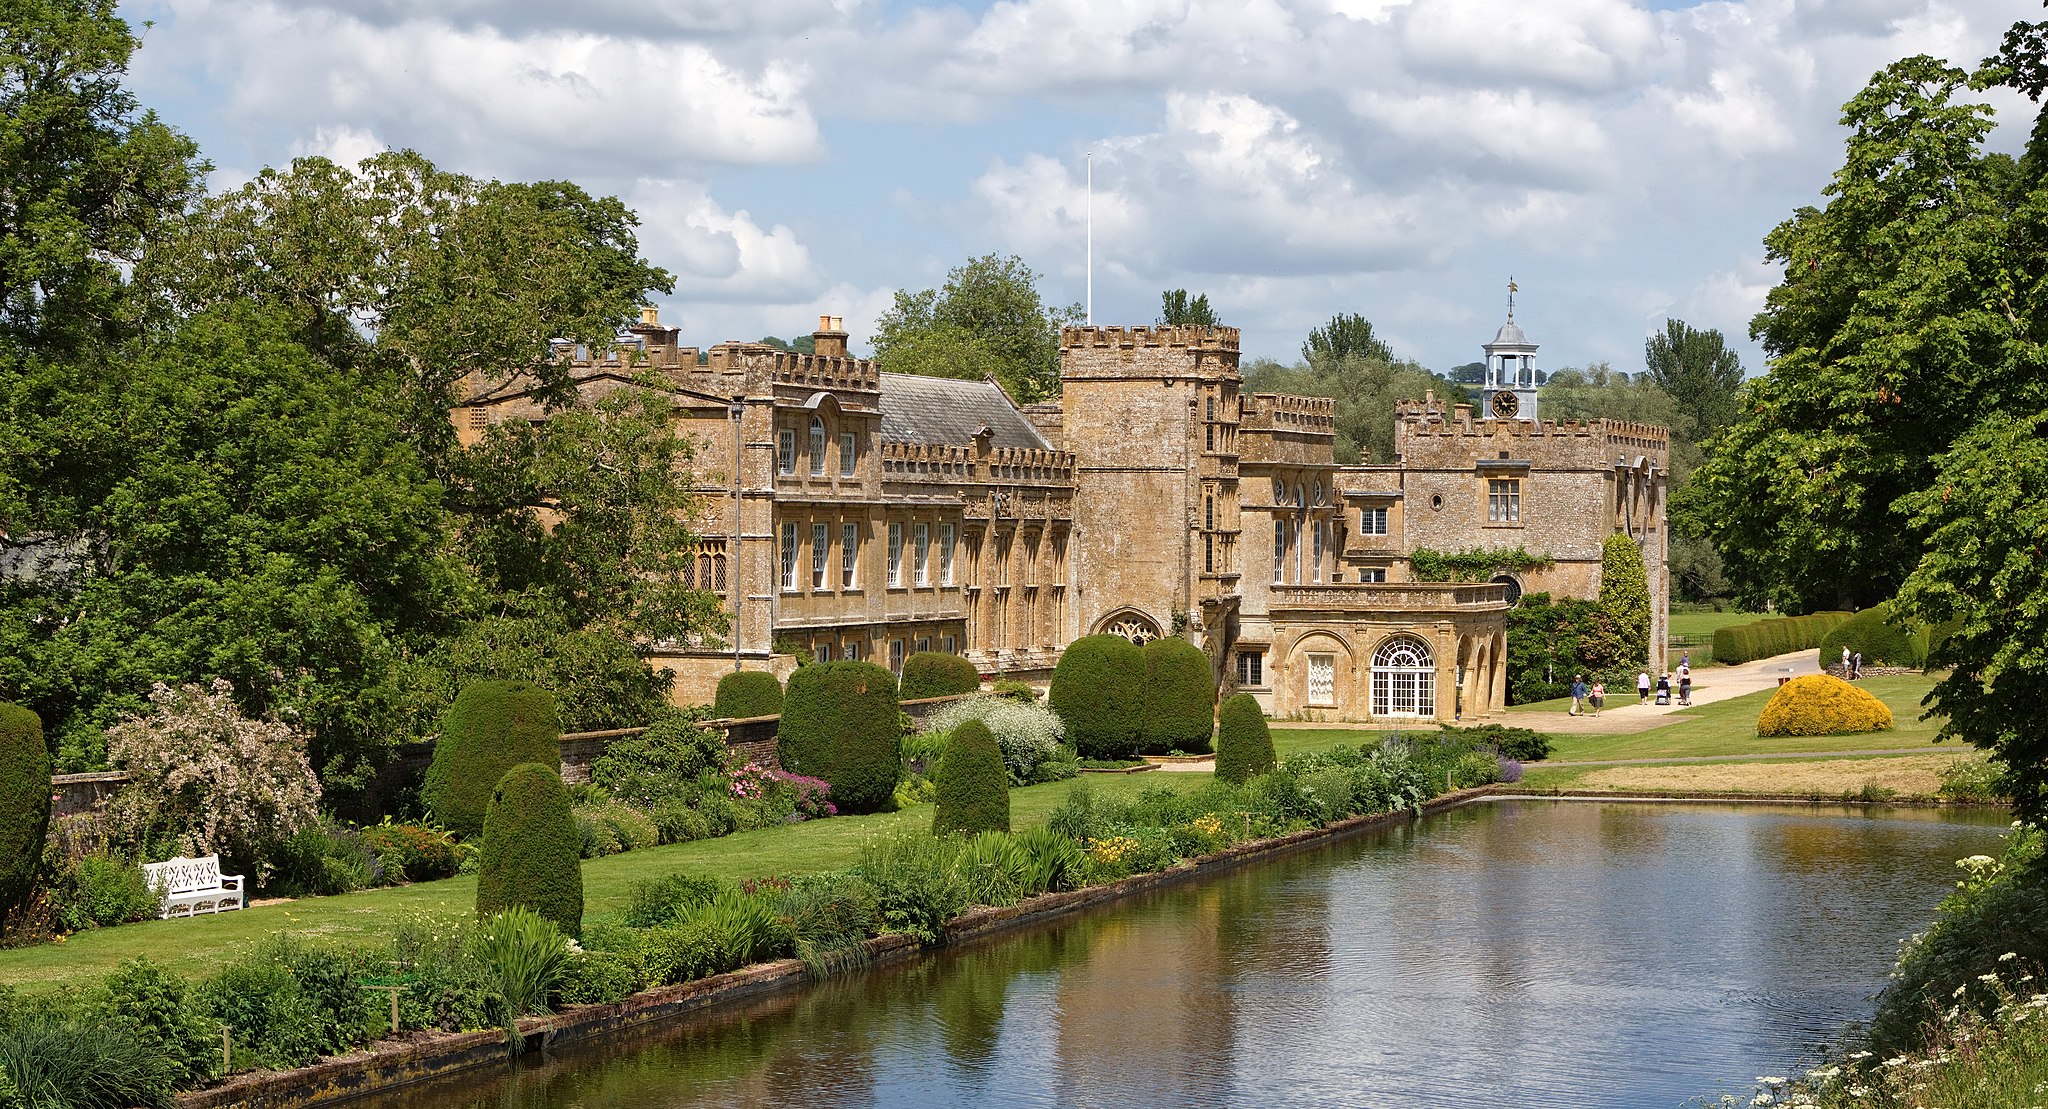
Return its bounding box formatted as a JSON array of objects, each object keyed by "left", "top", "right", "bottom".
[{"left": 457, "top": 308, "right": 1667, "bottom": 724}]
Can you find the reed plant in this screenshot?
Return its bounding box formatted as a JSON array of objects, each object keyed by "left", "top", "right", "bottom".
[{"left": 470, "top": 908, "right": 571, "bottom": 1051}]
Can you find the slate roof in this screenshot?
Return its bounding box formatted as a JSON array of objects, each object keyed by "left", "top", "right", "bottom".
[
  {"left": 877, "top": 372, "right": 1050, "bottom": 450},
  {"left": 1489, "top": 319, "right": 1533, "bottom": 347}
]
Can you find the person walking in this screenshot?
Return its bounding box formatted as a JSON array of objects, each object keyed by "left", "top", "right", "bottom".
[
  {"left": 1636, "top": 670, "right": 1652, "bottom": 704},
  {"left": 1677, "top": 662, "right": 1692, "bottom": 706},
  {"left": 1851, "top": 650, "right": 1863, "bottom": 680},
  {"left": 1841, "top": 645, "right": 1851, "bottom": 674},
  {"left": 1570, "top": 674, "right": 1588, "bottom": 716},
  {"left": 1589, "top": 679, "right": 1606, "bottom": 716}
]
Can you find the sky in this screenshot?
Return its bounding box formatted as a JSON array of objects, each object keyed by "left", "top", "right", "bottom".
[{"left": 117, "top": 0, "right": 2032, "bottom": 376}]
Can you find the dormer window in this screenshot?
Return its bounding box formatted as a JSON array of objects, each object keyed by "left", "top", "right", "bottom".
[{"left": 809, "top": 417, "right": 826, "bottom": 475}]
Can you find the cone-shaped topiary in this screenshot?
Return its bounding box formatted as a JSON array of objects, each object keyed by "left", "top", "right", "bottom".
[
  {"left": 1214, "top": 693, "right": 1276, "bottom": 785},
  {"left": 1757, "top": 675, "right": 1894, "bottom": 737},
  {"left": 0, "top": 702, "right": 50, "bottom": 935},
  {"left": 424, "top": 681, "right": 562, "bottom": 840},
  {"left": 777, "top": 660, "right": 901, "bottom": 814},
  {"left": 900, "top": 652, "right": 981, "bottom": 701},
  {"left": 476, "top": 762, "right": 584, "bottom": 938},
  {"left": 1048, "top": 634, "right": 1144, "bottom": 759},
  {"left": 1139, "top": 637, "right": 1216, "bottom": 754},
  {"left": 933, "top": 720, "right": 1010, "bottom": 836},
  {"left": 713, "top": 671, "right": 784, "bottom": 719}
]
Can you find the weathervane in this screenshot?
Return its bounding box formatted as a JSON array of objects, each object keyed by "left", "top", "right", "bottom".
[{"left": 1507, "top": 276, "right": 1518, "bottom": 322}]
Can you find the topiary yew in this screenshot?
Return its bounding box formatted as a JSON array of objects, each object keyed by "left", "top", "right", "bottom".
[
  {"left": 900, "top": 652, "right": 980, "bottom": 701},
  {"left": 777, "top": 661, "right": 901, "bottom": 814},
  {"left": 1214, "top": 693, "right": 1275, "bottom": 784},
  {"left": 1757, "top": 675, "right": 1894, "bottom": 737},
  {"left": 932, "top": 720, "right": 1010, "bottom": 836},
  {"left": 1818, "top": 603, "right": 1926, "bottom": 669},
  {"left": 0, "top": 702, "right": 50, "bottom": 936},
  {"left": 423, "top": 680, "right": 562, "bottom": 840},
  {"left": 713, "top": 671, "right": 783, "bottom": 719},
  {"left": 1140, "top": 637, "right": 1216, "bottom": 754},
  {"left": 476, "top": 762, "right": 585, "bottom": 938},
  {"left": 1048, "top": 634, "right": 1144, "bottom": 759}
]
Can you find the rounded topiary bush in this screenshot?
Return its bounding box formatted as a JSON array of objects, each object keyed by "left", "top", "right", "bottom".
[
  {"left": 1818, "top": 603, "right": 1925, "bottom": 669},
  {"left": 476, "top": 762, "right": 584, "bottom": 938},
  {"left": 932, "top": 720, "right": 1010, "bottom": 836},
  {"left": 777, "top": 660, "right": 901, "bottom": 814},
  {"left": 900, "top": 652, "right": 981, "bottom": 701},
  {"left": 1048, "top": 634, "right": 1144, "bottom": 759},
  {"left": 1214, "top": 693, "right": 1276, "bottom": 785},
  {"left": 1757, "top": 675, "right": 1894, "bottom": 737},
  {"left": 423, "top": 680, "right": 562, "bottom": 840},
  {"left": 1139, "top": 637, "right": 1217, "bottom": 754},
  {"left": 0, "top": 702, "right": 50, "bottom": 933},
  {"left": 713, "top": 671, "right": 784, "bottom": 719}
]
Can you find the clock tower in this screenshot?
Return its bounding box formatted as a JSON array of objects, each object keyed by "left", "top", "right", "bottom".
[{"left": 1482, "top": 280, "right": 1539, "bottom": 421}]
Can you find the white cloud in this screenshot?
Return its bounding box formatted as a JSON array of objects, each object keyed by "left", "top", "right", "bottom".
[
  {"left": 1401, "top": 0, "right": 1659, "bottom": 92},
  {"left": 288, "top": 125, "right": 387, "bottom": 169},
  {"left": 628, "top": 180, "right": 822, "bottom": 303}
]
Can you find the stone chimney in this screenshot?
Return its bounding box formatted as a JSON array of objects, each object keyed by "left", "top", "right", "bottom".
[{"left": 812, "top": 315, "right": 849, "bottom": 358}]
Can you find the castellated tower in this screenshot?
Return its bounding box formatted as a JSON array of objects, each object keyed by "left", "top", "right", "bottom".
[{"left": 1057, "top": 326, "right": 1243, "bottom": 658}]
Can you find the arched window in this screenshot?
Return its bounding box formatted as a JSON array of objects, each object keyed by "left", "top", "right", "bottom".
[
  {"left": 1371, "top": 635, "right": 1435, "bottom": 718},
  {"left": 809, "top": 417, "right": 826, "bottom": 475}
]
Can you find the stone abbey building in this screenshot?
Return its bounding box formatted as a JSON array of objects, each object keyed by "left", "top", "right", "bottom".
[{"left": 459, "top": 310, "right": 1668, "bottom": 723}]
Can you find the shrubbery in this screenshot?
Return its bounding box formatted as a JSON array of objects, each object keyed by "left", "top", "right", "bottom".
[
  {"left": 1437, "top": 723, "right": 1551, "bottom": 762},
  {"left": 588, "top": 709, "right": 727, "bottom": 809},
  {"left": 712, "top": 671, "right": 783, "bottom": 719},
  {"left": 933, "top": 721, "right": 1010, "bottom": 836},
  {"left": 777, "top": 661, "right": 901, "bottom": 814},
  {"left": 475, "top": 763, "right": 584, "bottom": 939},
  {"left": 1815, "top": 602, "right": 1933, "bottom": 669},
  {"left": 1213, "top": 693, "right": 1275, "bottom": 785},
  {"left": 1140, "top": 637, "right": 1216, "bottom": 754},
  {"left": 422, "top": 680, "right": 562, "bottom": 840},
  {"left": 1599, "top": 533, "right": 1652, "bottom": 669},
  {"left": 1048, "top": 634, "right": 1144, "bottom": 758},
  {"left": 0, "top": 702, "right": 49, "bottom": 936},
  {"left": 103, "top": 681, "right": 321, "bottom": 884},
  {"left": 921, "top": 694, "right": 1074, "bottom": 785},
  {"left": 1710, "top": 610, "right": 1853, "bottom": 665},
  {"left": 899, "top": 652, "right": 980, "bottom": 701},
  {"left": 51, "top": 854, "right": 159, "bottom": 932},
  {"left": 1756, "top": 674, "right": 1893, "bottom": 737}
]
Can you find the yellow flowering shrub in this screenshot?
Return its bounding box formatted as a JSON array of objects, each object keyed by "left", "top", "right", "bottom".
[{"left": 1756, "top": 674, "right": 1894, "bottom": 737}]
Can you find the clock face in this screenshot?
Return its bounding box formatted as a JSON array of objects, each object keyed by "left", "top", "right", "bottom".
[{"left": 1492, "top": 390, "right": 1521, "bottom": 418}]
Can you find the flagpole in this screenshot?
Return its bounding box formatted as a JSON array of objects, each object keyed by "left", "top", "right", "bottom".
[{"left": 1085, "top": 152, "right": 1093, "bottom": 325}]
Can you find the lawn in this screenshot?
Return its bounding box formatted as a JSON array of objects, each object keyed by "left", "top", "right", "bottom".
[
  {"left": 1667, "top": 610, "right": 1764, "bottom": 639},
  {"left": 0, "top": 772, "right": 1212, "bottom": 997}
]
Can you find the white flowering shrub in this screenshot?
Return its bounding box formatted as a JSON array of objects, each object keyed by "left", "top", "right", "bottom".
[
  {"left": 923, "top": 695, "right": 1069, "bottom": 784},
  {"left": 105, "top": 681, "right": 321, "bottom": 883}
]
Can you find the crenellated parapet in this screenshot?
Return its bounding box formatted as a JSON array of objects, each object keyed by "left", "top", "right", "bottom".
[
  {"left": 879, "top": 441, "right": 1076, "bottom": 485},
  {"left": 1240, "top": 393, "right": 1336, "bottom": 433},
  {"left": 1060, "top": 324, "right": 1241, "bottom": 352}
]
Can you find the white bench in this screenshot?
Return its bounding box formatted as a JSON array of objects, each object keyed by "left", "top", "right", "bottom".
[{"left": 142, "top": 855, "right": 246, "bottom": 919}]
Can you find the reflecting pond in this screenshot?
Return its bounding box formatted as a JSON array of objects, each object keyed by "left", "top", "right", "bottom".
[{"left": 382, "top": 799, "right": 2009, "bottom": 1109}]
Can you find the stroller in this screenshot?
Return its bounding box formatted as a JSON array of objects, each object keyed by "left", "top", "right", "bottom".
[{"left": 1655, "top": 676, "right": 1672, "bottom": 705}]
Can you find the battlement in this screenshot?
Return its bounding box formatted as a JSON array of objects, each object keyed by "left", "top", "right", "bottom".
[
  {"left": 879, "top": 440, "right": 1075, "bottom": 484},
  {"left": 1059, "top": 325, "right": 1240, "bottom": 352},
  {"left": 1240, "top": 392, "right": 1336, "bottom": 433},
  {"left": 1393, "top": 392, "right": 1668, "bottom": 450}
]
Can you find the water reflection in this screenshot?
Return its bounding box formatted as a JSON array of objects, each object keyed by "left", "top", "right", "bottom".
[{"left": 382, "top": 800, "right": 2006, "bottom": 1109}]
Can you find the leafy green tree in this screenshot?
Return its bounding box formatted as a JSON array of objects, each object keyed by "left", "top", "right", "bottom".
[
  {"left": 1685, "top": 56, "right": 2009, "bottom": 611},
  {"left": 870, "top": 254, "right": 1081, "bottom": 404},
  {"left": 756, "top": 335, "right": 816, "bottom": 355},
  {"left": 1446, "top": 361, "right": 1486, "bottom": 384},
  {"left": 0, "top": 0, "right": 204, "bottom": 355},
  {"left": 1302, "top": 312, "right": 1392, "bottom": 366},
  {"left": 1157, "top": 289, "right": 1219, "bottom": 326},
  {"left": 1643, "top": 319, "right": 1745, "bottom": 445}
]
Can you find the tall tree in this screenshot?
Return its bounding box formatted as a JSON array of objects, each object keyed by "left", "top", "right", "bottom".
[
  {"left": 870, "top": 254, "right": 1081, "bottom": 403},
  {"left": 1684, "top": 55, "right": 2008, "bottom": 612},
  {"left": 1643, "top": 319, "right": 1745, "bottom": 445},
  {"left": 1302, "top": 312, "right": 1392, "bottom": 366},
  {"left": 0, "top": 0, "right": 204, "bottom": 355},
  {"left": 1243, "top": 356, "right": 1466, "bottom": 464},
  {"left": 1157, "top": 289, "right": 1219, "bottom": 326}
]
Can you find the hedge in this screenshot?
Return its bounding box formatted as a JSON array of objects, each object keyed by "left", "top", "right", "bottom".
[
  {"left": 932, "top": 720, "right": 1010, "bottom": 836},
  {"left": 900, "top": 652, "right": 980, "bottom": 701},
  {"left": 1214, "top": 693, "right": 1275, "bottom": 785},
  {"left": 422, "top": 681, "right": 562, "bottom": 840},
  {"left": 475, "top": 762, "right": 585, "bottom": 938},
  {"left": 1048, "top": 634, "right": 1145, "bottom": 759},
  {"left": 1140, "top": 637, "right": 1216, "bottom": 754},
  {"left": 1817, "top": 603, "right": 1931, "bottom": 669},
  {"left": 777, "top": 661, "right": 901, "bottom": 814},
  {"left": 1708, "top": 611, "right": 1854, "bottom": 666},
  {"left": 1600, "top": 534, "right": 1651, "bottom": 668},
  {"left": 1757, "top": 675, "right": 1894, "bottom": 737},
  {"left": 713, "top": 671, "right": 783, "bottom": 719},
  {"left": 0, "top": 702, "right": 49, "bottom": 935}
]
